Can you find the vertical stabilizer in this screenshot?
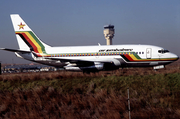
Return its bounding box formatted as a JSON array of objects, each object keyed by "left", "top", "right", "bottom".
[{"left": 10, "top": 14, "right": 51, "bottom": 55}]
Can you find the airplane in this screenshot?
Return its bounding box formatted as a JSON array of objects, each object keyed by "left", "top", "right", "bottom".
[{"left": 0, "top": 14, "right": 179, "bottom": 73}]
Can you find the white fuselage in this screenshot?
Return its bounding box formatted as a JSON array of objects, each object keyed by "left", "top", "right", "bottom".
[{"left": 16, "top": 44, "right": 178, "bottom": 71}]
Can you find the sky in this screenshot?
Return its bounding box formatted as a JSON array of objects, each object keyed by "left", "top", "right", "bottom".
[{"left": 0, "top": 0, "right": 180, "bottom": 64}]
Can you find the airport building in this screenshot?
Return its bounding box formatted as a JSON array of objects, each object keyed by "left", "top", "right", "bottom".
[
  {"left": 2, "top": 64, "right": 58, "bottom": 73},
  {"left": 103, "top": 25, "right": 115, "bottom": 45}
]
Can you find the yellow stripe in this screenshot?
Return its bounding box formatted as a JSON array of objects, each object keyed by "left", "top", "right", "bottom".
[
  {"left": 129, "top": 54, "right": 138, "bottom": 61},
  {"left": 25, "top": 32, "right": 43, "bottom": 54},
  {"left": 160, "top": 58, "right": 177, "bottom": 61}
]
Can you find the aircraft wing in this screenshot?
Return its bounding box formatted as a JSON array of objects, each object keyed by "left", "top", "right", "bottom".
[
  {"left": 44, "top": 57, "right": 120, "bottom": 67},
  {"left": 45, "top": 57, "right": 120, "bottom": 71},
  {"left": 45, "top": 57, "right": 113, "bottom": 63},
  {"left": 0, "top": 48, "right": 31, "bottom": 53}
]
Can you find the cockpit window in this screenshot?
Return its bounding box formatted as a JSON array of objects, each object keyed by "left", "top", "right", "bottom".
[{"left": 158, "top": 49, "right": 169, "bottom": 54}]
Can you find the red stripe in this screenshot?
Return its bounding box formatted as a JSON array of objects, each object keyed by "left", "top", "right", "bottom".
[
  {"left": 21, "top": 33, "right": 42, "bottom": 57},
  {"left": 124, "top": 54, "right": 134, "bottom": 61}
]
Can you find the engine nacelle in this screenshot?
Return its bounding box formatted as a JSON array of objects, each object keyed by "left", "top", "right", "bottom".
[
  {"left": 64, "top": 60, "right": 121, "bottom": 72},
  {"left": 111, "top": 59, "right": 121, "bottom": 66},
  {"left": 64, "top": 62, "right": 104, "bottom": 72}
]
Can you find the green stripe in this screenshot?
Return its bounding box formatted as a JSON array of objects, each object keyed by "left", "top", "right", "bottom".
[
  {"left": 133, "top": 53, "right": 141, "bottom": 59},
  {"left": 28, "top": 31, "right": 47, "bottom": 54}
]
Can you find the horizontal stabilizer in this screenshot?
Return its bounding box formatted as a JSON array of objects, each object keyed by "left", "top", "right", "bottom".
[{"left": 0, "top": 48, "right": 31, "bottom": 53}]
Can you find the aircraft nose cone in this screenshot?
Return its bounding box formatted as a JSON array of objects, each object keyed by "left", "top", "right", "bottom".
[
  {"left": 171, "top": 53, "right": 179, "bottom": 61},
  {"left": 175, "top": 55, "right": 179, "bottom": 61}
]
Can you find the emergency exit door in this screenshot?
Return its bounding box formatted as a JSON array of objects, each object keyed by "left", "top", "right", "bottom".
[{"left": 146, "top": 48, "right": 152, "bottom": 59}]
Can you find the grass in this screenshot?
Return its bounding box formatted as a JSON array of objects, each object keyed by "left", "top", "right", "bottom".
[{"left": 0, "top": 61, "right": 180, "bottom": 118}]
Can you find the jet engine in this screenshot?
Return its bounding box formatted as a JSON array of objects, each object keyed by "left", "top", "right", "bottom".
[
  {"left": 64, "top": 62, "right": 104, "bottom": 72},
  {"left": 64, "top": 59, "right": 121, "bottom": 72}
]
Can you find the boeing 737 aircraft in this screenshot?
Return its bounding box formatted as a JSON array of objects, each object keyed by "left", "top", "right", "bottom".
[{"left": 1, "top": 14, "right": 179, "bottom": 72}]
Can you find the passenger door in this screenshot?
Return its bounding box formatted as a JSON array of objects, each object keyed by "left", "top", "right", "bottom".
[{"left": 146, "top": 48, "right": 152, "bottom": 59}]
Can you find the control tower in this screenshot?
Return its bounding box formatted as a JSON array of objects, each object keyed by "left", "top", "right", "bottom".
[{"left": 103, "top": 25, "right": 115, "bottom": 45}]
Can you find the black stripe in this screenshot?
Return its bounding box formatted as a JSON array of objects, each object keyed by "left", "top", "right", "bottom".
[
  {"left": 120, "top": 54, "right": 130, "bottom": 62},
  {"left": 17, "top": 34, "right": 34, "bottom": 51}
]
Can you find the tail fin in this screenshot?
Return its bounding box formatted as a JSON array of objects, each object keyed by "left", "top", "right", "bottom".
[{"left": 10, "top": 14, "right": 51, "bottom": 55}]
